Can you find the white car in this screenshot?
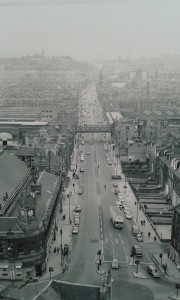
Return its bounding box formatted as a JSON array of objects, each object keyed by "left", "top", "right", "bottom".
[
  {"left": 86, "top": 152, "right": 90, "bottom": 155},
  {"left": 111, "top": 258, "right": 119, "bottom": 269},
  {"left": 118, "top": 194, "right": 123, "bottom": 200},
  {"left": 125, "top": 212, "right": 132, "bottom": 219},
  {"left": 108, "top": 161, "right": 112, "bottom": 165},
  {"left": 72, "top": 226, "right": 79, "bottom": 234},
  {"left": 124, "top": 208, "right": 130, "bottom": 214},
  {"left": 136, "top": 233, "right": 143, "bottom": 242},
  {"left": 75, "top": 204, "right": 82, "bottom": 212}
]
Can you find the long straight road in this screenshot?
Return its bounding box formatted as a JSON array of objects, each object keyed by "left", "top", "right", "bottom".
[{"left": 62, "top": 84, "right": 172, "bottom": 300}]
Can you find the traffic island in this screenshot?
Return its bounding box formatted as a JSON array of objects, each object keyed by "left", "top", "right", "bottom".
[
  {"left": 133, "top": 272, "right": 147, "bottom": 279},
  {"left": 96, "top": 269, "right": 106, "bottom": 275}
]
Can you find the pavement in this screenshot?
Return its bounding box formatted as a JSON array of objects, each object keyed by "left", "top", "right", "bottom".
[
  {"left": 110, "top": 148, "right": 180, "bottom": 283},
  {"left": 39, "top": 144, "right": 79, "bottom": 281}
]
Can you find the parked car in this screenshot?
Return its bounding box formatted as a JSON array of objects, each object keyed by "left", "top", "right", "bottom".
[
  {"left": 75, "top": 204, "right": 82, "bottom": 212},
  {"left": 107, "top": 160, "right": 112, "bottom": 165},
  {"left": 74, "top": 218, "right": 80, "bottom": 226},
  {"left": 77, "top": 188, "right": 83, "bottom": 195},
  {"left": 72, "top": 226, "right": 79, "bottom": 234},
  {"left": 112, "top": 174, "right": 122, "bottom": 180},
  {"left": 86, "top": 152, "right": 90, "bottom": 155},
  {"left": 136, "top": 233, "right": 143, "bottom": 242},
  {"left": 115, "top": 201, "right": 123, "bottom": 209},
  {"left": 111, "top": 258, "right": 119, "bottom": 269},
  {"left": 125, "top": 212, "right": 132, "bottom": 219},
  {"left": 113, "top": 182, "right": 118, "bottom": 187},
  {"left": 80, "top": 167, "right": 84, "bottom": 172}
]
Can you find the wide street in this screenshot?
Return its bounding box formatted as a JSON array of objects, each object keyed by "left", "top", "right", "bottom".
[{"left": 61, "top": 84, "right": 173, "bottom": 300}]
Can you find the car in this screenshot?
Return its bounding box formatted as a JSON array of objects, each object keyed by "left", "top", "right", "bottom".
[
  {"left": 111, "top": 258, "right": 119, "bottom": 269},
  {"left": 115, "top": 201, "right": 123, "bottom": 208},
  {"left": 113, "top": 182, "right": 118, "bottom": 187},
  {"left": 125, "top": 212, "right": 132, "bottom": 219},
  {"left": 72, "top": 226, "right": 79, "bottom": 234},
  {"left": 80, "top": 167, "right": 84, "bottom": 172},
  {"left": 80, "top": 156, "right": 84, "bottom": 162},
  {"left": 86, "top": 152, "right": 90, "bottom": 155},
  {"left": 81, "top": 141, "right": 84, "bottom": 145},
  {"left": 103, "top": 139, "right": 106, "bottom": 142},
  {"left": 118, "top": 194, "right": 123, "bottom": 200},
  {"left": 74, "top": 212, "right": 80, "bottom": 218},
  {"left": 75, "top": 204, "right": 82, "bottom": 212},
  {"left": 107, "top": 160, "right": 112, "bottom": 165},
  {"left": 74, "top": 217, "right": 80, "bottom": 226},
  {"left": 77, "top": 189, "right": 83, "bottom": 195},
  {"left": 136, "top": 233, "right": 143, "bottom": 242},
  {"left": 147, "top": 264, "right": 160, "bottom": 278},
  {"left": 132, "top": 245, "right": 143, "bottom": 257},
  {"left": 124, "top": 208, "right": 130, "bottom": 215}
]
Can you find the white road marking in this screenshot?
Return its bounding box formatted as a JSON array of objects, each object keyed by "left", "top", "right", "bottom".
[
  {"left": 122, "top": 239, "right": 124, "bottom": 245},
  {"left": 116, "top": 239, "right": 118, "bottom": 244},
  {"left": 101, "top": 233, "right": 103, "bottom": 240},
  {"left": 112, "top": 247, "right": 115, "bottom": 255},
  {"left": 102, "top": 240, "right": 104, "bottom": 246}
]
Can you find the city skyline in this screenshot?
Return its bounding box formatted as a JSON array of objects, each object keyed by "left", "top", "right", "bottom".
[{"left": 0, "top": 0, "right": 180, "bottom": 60}]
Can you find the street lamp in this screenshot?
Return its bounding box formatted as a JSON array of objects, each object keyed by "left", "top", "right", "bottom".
[
  {"left": 60, "top": 224, "right": 71, "bottom": 266},
  {"left": 67, "top": 192, "right": 72, "bottom": 224},
  {"left": 7, "top": 242, "right": 14, "bottom": 286}
]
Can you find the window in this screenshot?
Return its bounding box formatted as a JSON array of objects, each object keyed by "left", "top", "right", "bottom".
[
  {"left": 30, "top": 241, "right": 35, "bottom": 252},
  {"left": 0, "top": 243, "right": 3, "bottom": 253},
  {"left": 18, "top": 244, "right": 24, "bottom": 254},
  {"left": 2, "top": 273, "right": 8, "bottom": 276},
  {"left": 3, "top": 268, "right": 7, "bottom": 271}
]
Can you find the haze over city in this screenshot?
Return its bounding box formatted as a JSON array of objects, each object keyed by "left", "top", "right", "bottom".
[{"left": 0, "top": 0, "right": 180, "bottom": 60}]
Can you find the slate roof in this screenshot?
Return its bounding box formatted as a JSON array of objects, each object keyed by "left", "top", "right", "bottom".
[
  {"left": 36, "top": 171, "right": 59, "bottom": 222},
  {"left": 0, "top": 217, "right": 24, "bottom": 234},
  {"left": 0, "top": 151, "right": 29, "bottom": 205},
  {"left": 17, "top": 147, "right": 46, "bottom": 157}
]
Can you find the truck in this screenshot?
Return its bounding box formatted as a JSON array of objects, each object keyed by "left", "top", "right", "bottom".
[{"left": 110, "top": 206, "right": 124, "bottom": 229}]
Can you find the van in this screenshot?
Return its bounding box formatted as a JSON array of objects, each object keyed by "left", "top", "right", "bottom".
[
  {"left": 112, "top": 174, "right": 122, "bottom": 180},
  {"left": 132, "top": 224, "right": 141, "bottom": 236},
  {"left": 147, "top": 265, "right": 160, "bottom": 278},
  {"left": 132, "top": 245, "right": 142, "bottom": 257}
]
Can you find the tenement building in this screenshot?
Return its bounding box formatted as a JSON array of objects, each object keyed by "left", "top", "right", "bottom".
[{"left": 0, "top": 150, "right": 61, "bottom": 281}]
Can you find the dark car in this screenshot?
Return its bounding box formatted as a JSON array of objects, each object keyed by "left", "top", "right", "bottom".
[{"left": 132, "top": 245, "right": 143, "bottom": 257}]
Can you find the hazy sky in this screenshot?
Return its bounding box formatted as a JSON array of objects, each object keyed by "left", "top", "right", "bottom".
[{"left": 0, "top": 0, "right": 180, "bottom": 60}]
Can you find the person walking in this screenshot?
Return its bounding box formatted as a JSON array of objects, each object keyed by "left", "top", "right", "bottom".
[{"left": 148, "top": 232, "right": 151, "bottom": 238}]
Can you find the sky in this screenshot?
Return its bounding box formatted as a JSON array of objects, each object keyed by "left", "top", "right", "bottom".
[{"left": 0, "top": 0, "right": 180, "bottom": 60}]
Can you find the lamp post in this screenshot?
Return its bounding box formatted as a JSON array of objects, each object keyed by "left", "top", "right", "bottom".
[
  {"left": 8, "top": 242, "right": 14, "bottom": 286},
  {"left": 67, "top": 192, "right": 72, "bottom": 224},
  {"left": 123, "top": 173, "right": 127, "bottom": 194},
  {"left": 136, "top": 185, "right": 139, "bottom": 223},
  {"left": 60, "top": 224, "right": 70, "bottom": 266}
]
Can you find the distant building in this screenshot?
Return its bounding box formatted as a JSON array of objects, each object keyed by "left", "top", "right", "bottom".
[{"left": 170, "top": 204, "right": 180, "bottom": 267}]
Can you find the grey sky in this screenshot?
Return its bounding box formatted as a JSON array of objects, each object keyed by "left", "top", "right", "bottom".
[{"left": 0, "top": 0, "right": 180, "bottom": 60}]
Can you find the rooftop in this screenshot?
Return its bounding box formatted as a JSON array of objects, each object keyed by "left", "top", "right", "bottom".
[{"left": 0, "top": 151, "right": 29, "bottom": 208}]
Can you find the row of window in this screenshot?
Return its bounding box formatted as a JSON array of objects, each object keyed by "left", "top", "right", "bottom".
[
  {"left": 41, "top": 115, "right": 53, "bottom": 118},
  {"left": 0, "top": 240, "right": 43, "bottom": 254}
]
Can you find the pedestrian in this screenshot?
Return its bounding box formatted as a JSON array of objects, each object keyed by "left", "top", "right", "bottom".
[
  {"left": 148, "top": 232, "right": 151, "bottom": 238},
  {"left": 154, "top": 236, "right": 157, "bottom": 242},
  {"left": 141, "top": 220, "right": 143, "bottom": 226},
  {"left": 135, "top": 201, "right": 136, "bottom": 205},
  {"left": 57, "top": 247, "right": 60, "bottom": 254},
  {"left": 144, "top": 220, "right": 146, "bottom": 226},
  {"left": 53, "top": 247, "right": 57, "bottom": 254},
  {"left": 167, "top": 251, "right": 170, "bottom": 258}
]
